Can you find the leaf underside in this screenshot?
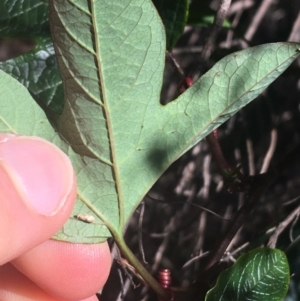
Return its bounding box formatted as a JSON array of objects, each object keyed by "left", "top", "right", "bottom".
[{"left": 0, "top": 0, "right": 299, "bottom": 243}]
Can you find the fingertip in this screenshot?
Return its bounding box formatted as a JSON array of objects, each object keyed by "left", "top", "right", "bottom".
[
  {"left": 0, "top": 135, "right": 77, "bottom": 264},
  {"left": 12, "top": 240, "right": 112, "bottom": 300}
]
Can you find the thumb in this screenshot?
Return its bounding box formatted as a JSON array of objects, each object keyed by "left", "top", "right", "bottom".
[{"left": 0, "top": 134, "right": 76, "bottom": 264}]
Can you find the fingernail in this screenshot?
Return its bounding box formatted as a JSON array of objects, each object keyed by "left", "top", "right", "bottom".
[{"left": 0, "top": 135, "right": 75, "bottom": 216}]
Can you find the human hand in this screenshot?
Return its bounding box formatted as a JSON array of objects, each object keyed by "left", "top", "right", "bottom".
[{"left": 0, "top": 134, "right": 111, "bottom": 301}]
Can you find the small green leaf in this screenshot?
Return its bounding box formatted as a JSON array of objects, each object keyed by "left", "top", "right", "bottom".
[
  {"left": 0, "top": 37, "right": 64, "bottom": 114},
  {"left": 0, "top": 0, "right": 49, "bottom": 37},
  {"left": 152, "top": 0, "right": 188, "bottom": 50},
  {"left": 205, "top": 248, "right": 290, "bottom": 301}
]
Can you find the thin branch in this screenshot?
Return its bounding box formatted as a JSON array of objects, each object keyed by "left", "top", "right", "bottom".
[
  {"left": 289, "top": 213, "right": 299, "bottom": 242},
  {"left": 268, "top": 205, "right": 300, "bottom": 248},
  {"left": 167, "top": 51, "right": 185, "bottom": 77},
  {"left": 116, "top": 278, "right": 131, "bottom": 301},
  {"left": 228, "top": 0, "right": 254, "bottom": 15},
  {"left": 151, "top": 217, "right": 176, "bottom": 273},
  {"left": 221, "top": 242, "right": 249, "bottom": 262},
  {"left": 193, "top": 211, "right": 207, "bottom": 268},
  {"left": 288, "top": 11, "right": 300, "bottom": 41},
  {"left": 200, "top": 0, "right": 233, "bottom": 63},
  {"left": 246, "top": 139, "right": 255, "bottom": 176},
  {"left": 140, "top": 217, "right": 177, "bottom": 298},
  {"left": 147, "top": 195, "right": 230, "bottom": 221},
  {"left": 198, "top": 155, "right": 212, "bottom": 199},
  {"left": 189, "top": 0, "right": 232, "bottom": 81},
  {"left": 260, "top": 129, "right": 277, "bottom": 174},
  {"left": 203, "top": 170, "right": 278, "bottom": 271},
  {"left": 138, "top": 202, "right": 148, "bottom": 264},
  {"left": 283, "top": 195, "right": 300, "bottom": 206},
  {"left": 244, "top": 0, "right": 273, "bottom": 42},
  {"left": 206, "top": 133, "right": 233, "bottom": 176},
  {"left": 182, "top": 251, "right": 210, "bottom": 269},
  {"left": 117, "top": 269, "right": 125, "bottom": 300},
  {"left": 225, "top": 5, "right": 244, "bottom": 48},
  {"left": 286, "top": 234, "right": 300, "bottom": 253},
  {"left": 172, "top": 46, "right": 203, "bottom": 54}
]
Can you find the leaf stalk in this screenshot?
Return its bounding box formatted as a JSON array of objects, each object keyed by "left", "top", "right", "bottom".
[{"left": 112, "top": 230, "right": 170, "bottom": 300}]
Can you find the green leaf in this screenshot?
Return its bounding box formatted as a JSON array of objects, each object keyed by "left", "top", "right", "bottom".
[
  {"left": 0, "top": 70, "right": 53, "bottom": 137},
  {"left": 49, "top": 0, "right": 300, "bottom": 242},
  {"left": 0, "top": 0, "right": 49, "bottom": 37},
  {"left": 0, "top": 0, "right": 63, "bottom": 114},
  {"left": 0, "top": 70, "right": 110, "bottom": 241},
  {"left": 152, "top": 0, "right": 189, "bottom": 50},
  {"left": 0, "top": 36, "right": 64, "bottom": 114},
  {"left": 1, "top": 0, "right": 299, "bottom": 243},
  {"left": 205, "top": 248, "right": 290, "bottom": 301}
]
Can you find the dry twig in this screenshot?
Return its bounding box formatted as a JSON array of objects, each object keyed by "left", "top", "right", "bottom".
[{"left": 268, "top": 206, "right": 300, "bottom": 248}]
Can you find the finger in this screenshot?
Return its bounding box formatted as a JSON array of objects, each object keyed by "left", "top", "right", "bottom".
[
  {"left": 12, "top": 240, "right": 111, "bottom": 300},
  {"left": 0, "top": 263, "right": 70, "bottom": 301},
  {"left": 0, "top": 263, "right": 99, "bottom": 301},
  {"left": 0, "top": 135, "right": 76, "bottom": 264}
]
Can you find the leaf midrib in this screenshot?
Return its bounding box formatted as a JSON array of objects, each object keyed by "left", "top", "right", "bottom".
[{"left": 91, "top": 2, "right": 124, "bottom": 230}]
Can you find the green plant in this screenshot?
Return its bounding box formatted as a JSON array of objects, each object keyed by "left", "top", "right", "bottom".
[{"left": 0, "top": 1, "right": 299, "bottom": 300}]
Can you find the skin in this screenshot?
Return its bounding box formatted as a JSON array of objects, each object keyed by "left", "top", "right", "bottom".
[{"left": 0, "top": 134, "right": 112, "bottom": 301}]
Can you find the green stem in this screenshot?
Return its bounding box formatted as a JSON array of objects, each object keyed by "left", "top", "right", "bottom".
[
  {"left": 83, "top": 205, "right": 169, "bottom": 298},
  {"left": 112, "top": 230, "right": 169, "bottom": 300}
]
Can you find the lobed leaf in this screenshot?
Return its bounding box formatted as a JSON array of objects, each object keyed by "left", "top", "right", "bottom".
[
  {"left": 49, "top": 0, "right": 299, "bottom": 243},
  {"left": 205, "top": 248, "right": 290, "bottom": 301},
  {"left": 0, "top": 0, "right": 299, "bottom": 243}
]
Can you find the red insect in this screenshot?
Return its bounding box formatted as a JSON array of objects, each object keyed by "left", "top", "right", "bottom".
[{"left": 157, "top": 269, "right": 174, "bottom": 301}]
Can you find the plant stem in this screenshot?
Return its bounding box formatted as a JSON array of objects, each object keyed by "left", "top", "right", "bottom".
[
  {"left": 81, "top": 204, "right": 170, "bottom": 299},
  {"left": 203, "top": 169, "right": 278, "bottom": 271},
  {"left": 206, "top": 131, "right": 233, "bottom": 177},
  {"left": 112, "top": 230, "right": 170, "bottom": 300}
]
